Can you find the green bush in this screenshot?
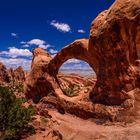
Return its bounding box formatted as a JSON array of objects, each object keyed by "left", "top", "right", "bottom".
[
  {"left": 0, "top": 86, "right": 35, "bottom": 140},
  {"left": 10, "top": 81, "right": 24, "bottom": 93},
  {"left": 62, "top": 84, "right": 78, "bottom": 97}
]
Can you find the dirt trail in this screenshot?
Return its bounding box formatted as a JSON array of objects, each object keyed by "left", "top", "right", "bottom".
[{"left": 48, "top": 110, "right": 140, "bottom": 140}]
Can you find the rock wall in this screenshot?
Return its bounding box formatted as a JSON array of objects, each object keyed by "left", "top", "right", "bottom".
[{"left": 89, "top": 0, "right": 140, "bottom": 105}]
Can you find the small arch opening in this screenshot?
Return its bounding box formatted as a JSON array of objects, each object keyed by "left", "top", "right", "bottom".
[{"left": 57, "top": 59, "right": 97, "bottom": 98}]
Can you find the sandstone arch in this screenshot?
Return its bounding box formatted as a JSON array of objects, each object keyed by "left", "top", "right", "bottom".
[
  {"left": 48, "top": 39, "right": 98, "bottom": 77},
  {"left": 25, "top": 39, "right": 97, "bottom": 103},
  {"left": 25, "top": 0, "right": 140, "bottom": 106}
]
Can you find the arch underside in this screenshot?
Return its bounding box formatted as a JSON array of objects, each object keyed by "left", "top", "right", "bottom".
[{"left": 48, "top": 39, "right": 97, "bottom": 77}]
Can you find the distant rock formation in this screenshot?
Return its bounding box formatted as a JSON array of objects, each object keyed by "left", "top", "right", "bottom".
[
  {"left": 13, "top": 66, "right": 26, "bottom": 82},
  {"left": 25, "top": 0, "right": 140, "bottom": 106},
  {"left": 8, "top": 66, "right": 26, "bottom": 83},
  {"left": 0, "top": 62, "right": 10, "bottom": 84},
  {"left": 0, "top": 62, "right": 25, "bottom": 84}
]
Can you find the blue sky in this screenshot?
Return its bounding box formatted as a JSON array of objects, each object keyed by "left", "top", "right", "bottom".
[{"left": 0, "top": 0, "right": 115, "bottom": 70}]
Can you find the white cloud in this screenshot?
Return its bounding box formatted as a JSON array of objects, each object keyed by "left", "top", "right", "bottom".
[
  {"left": 22, "top": 44, "right": 30, "bottom": 48},
  {"left": 11, "top": 33, "right": 18, "bottom": 37},
  {"left": 21, "top": 39, "right": 52, "bottom": 50},
  {"left": 38, "top": 44, "right": 50, "bottom": 49},
  {"left": 51, "top": 54, "right": 56, "bottom": 57},
  {"left": 64, "top": 59, "right": 81, "bottom": 64},
  {"left": 60, "top": 64, "right": 92, "bottom": 70},
  {"left": 61, "top": 63, "right": 93, "bottom": 70},
  {"left": 0, "top": 47, "right": 32, "bottom": 58},
  {"left": 78, "top": 29, "right": 85, "bottom": 33},
  {"left": 0, "top": 57, "right": 31, "bottom": 70},
  {"left": 61, "top": 64, "right": 82, "bottom": 70},
  {"left": 49, "top": 48, "right": 58, "bottom": 54},
  {"left": 27, "top": 39, "right": 45, "bottom": 46},
  {"left": 20, "top": 41, "right": 26, "bottom": 44},
  {"left": 60, "top": 59, "right": 93, "bottom": 71},
  {"left": 50, "top": 20, "right": 71, "bottom": 32}
]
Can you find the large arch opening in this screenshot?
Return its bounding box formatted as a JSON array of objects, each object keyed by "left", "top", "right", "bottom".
[
  {"left": 59, "top": 59, "right": 96, "bottom": 77},
  {"left": 57, "top": 58, "right": 97, "bottom": 98}
]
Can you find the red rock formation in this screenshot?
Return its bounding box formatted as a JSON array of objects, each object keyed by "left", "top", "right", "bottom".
[
  {"left": 25, "top": 48, "right": 62, "bottom": 103},
  {"left": 13, "top": 66, "right": 25, "bottom": 82},
  {"left": 0, "top": 62, "right": 10, "bottom": 84},
  {"left": 25, "top": 0, "right": 140, "bottom": 106},
  {"left": 8, "top": 66, "right": 25, "bottom": 83},
  {"left": 48, "top": 39, "right": 97, "bottom": 76},
  {"left": 8, "top": 68, "right": 14, "bottom": 81},
  {"left": 89, "top": 0, "right": 140, "bottom": 105}
]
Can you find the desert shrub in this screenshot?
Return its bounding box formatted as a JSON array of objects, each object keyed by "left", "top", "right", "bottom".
[
  {"left": 15, "top": 83, "right": 24, "bottom": 93},
  {"left": 10, "top": 81, "right": 24, "bottom": 93},
  {"left": 0, "top": 86, "right": 35, "bottom": 140},
  {"left": 62, "top": 84, "right": 78, "bottom": 97}
]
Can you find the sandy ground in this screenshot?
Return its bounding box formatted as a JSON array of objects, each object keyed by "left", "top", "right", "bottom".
[
  {"left": 24, "top": 74, "right": 140, "bottom": 140},
  {"left": 25, "top": 109, "right": 140, "bottom": 140}
]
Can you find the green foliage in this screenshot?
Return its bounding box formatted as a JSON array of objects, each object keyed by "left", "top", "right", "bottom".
[
  {"left": 10, "top": 81, "right": 24, "bottom": 93},
  {"left": 15, "top": 83, "right": 24, "bottom": 93},
  {"left": 0, "top": 86, "right": 35, "bottom": 140},
  {"left": 62, "top": 84, "right": 78, "bottom": 97}
]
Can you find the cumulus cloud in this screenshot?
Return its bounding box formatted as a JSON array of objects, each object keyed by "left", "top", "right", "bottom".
[
  {"left": 38, "top": 44, "right": 51, "bottom": 49},
  {"left": 61, "top": 64, "right": 82, "bottom": 70},
  {"left": 22, "top": 44, "right": 30, "bottom": 48},
  {"left": 49, "top": 48, "right": 58, "bottom": 54},
  {"left": 27, "top": 39, "right": 45, "bottom": 46},
  {"left": 0, "top": 47, "right": 32, "bottom": 58},
  {"left": 11, "top": 32, "right": 18, "bottom": 37},
  {"left": 60, "top": 59, "right": 93, "bottom": 71},
  {"left": 50, "top": 20, "right": 71, "bottom": 32},
  {"left": 64, "top": 59, "right": 81, "bottom": 64},
  {"left": 0, "top": 57, "right": 31, "bottom": 70},
  {"left": 78, "top": 29, "right": 85, "bottom": 33},
  {"left": 21, "top": 39, "right": 51, "bottom": 50},
  {"left": 60, "top": 63, "right": 92, "bottom": 70},
  {"left": 20, "top": 41, "right": 26, "bottom": 44}
]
